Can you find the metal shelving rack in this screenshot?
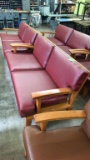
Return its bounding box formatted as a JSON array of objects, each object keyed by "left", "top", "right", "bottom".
[
  {"left": 30, "top": 0, "right": 38, "bottom": 10},
  {"left": 0, "top": 0, "right": 22, "bottom": 10}
]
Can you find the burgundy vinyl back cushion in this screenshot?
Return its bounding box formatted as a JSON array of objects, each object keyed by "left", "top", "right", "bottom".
[
  {"left": 46, "top": 47, "right": 88, "bottom": 91},
  {"left": 55, "top": 24, "right": 73, "bottom": 44},
  {"left": 33, "top": 35, "right": 54, "bottom": 68},
  {"left": 22, "top": 26, "right": 37, "bottom": 44},
  {"left": 66, "top": 30, "right": 90, "bottom": 49},
  {"left": 18, "top": 22, "right": 28, "bottom": 39}
]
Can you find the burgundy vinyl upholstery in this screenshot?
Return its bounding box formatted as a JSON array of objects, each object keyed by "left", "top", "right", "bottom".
[
  {"left": 0, "top": 34, "right": 22, "bottom": 42},
  {"left": 58, "top": 45, "right": 71, "bottom": 55},
  {"left": 33, "top": 35, "right": 54, "bottom": 68},
  {"left": 11, "top": 46, "right": 88, "bottom": 117},
  {"left": 66, "top": 30, "right": 90, "bottom": 49},
  {"left": 18, "top": 22, "right": 28, "bottom": 40},
  {"left": 2, "top": 41, "right": 23, "bottom": 54},
  {"left": 11, "top": 70, "right": 65, "bottom": 117},
  {"left": 1, "top": 23, "right": 39, "bottom": 54},
  {"left": 23, "top": 100, "right": 90, "bottom": 160},
  {"left": 55, "top": 24, "right": 73, "bottom": 44},
  {"left": 48, "top": 24, "right": 73, "bottom": 46},
  {"left": 1, "top": 22, "right": 29, "bottom": 53},
  {"left": 48, "top": 37, "right": 64, "bottom": 46},
  {"left": 0, "top": 22, "right": 28, "bottom": 42},
  {"left": 5, "top": 35, "right": 54, "bottom": 71},
  {"left": 5, "top": 52, "right": 43, "bottom": 71},
  {"left": 46, "top": 47, "right": 88, "bottom": 91},
  {"left": 47, "top": 24, "right": 90, "bottom": 61},
  {"left": 22, "top": 26, "right": 38, "bottom": 44},
  {"left": 1, "top": 23, "right": 89, "bottom": 118}
]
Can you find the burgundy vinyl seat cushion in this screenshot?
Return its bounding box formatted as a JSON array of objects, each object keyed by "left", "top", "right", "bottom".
[
  {"left": 11, "top": 70, "right": 66, "bottom": 117},
  {"left": 48, "top": 37, "right": 64, "bottom": 46},
  {"left": 58, "top": 45, "right": 71, "bottom": 55},
  {"left": 0, "top": 34, "right": 22, "bottom": 42},
  {"left": 5, "top": 52, "right": 43, "bottom": 71},
  {"left": 2, "top": 41, "right": 23, "bottom": 53},
  {"left": 23, "top": 126, "right": 90, "bottom": 160}
]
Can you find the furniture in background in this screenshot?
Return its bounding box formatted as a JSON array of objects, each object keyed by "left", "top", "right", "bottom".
[
  {"left": 5, "top": 12, "right": 14, "bottom": 28},
  {"left": 0, "top": 11, "right": 5, "bottom": 28},
  {"left": 73, "top": 20, "right": 90, "bottom": 35},
  {"left": 41, "top": 24, "right": 90, "bottom": 58},
  {"left": 0, "top": 0, "right": 22, "bottom": 10},
  {"left": 23, "top": 99, "right": 90, "bottom": 160},
  {"left": 13, "top": 12, "right": 19, "bottom": 28}
]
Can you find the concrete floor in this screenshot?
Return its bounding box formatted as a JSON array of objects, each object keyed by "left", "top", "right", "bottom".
[{"left": 0, "top": 24, "right": 90, "bottom": 160}]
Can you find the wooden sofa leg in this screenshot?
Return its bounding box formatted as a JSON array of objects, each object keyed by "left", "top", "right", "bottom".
[
  {"left": 24, "top": 116, "right": 33, "bottom": 127},
  {"left": 40, "top": 122, "right": 47, "bottom": 131},
  {"left": 24, "top": 150, "right": 26, "bottom": 158}
]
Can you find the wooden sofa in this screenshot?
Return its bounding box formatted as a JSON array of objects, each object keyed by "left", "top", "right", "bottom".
[
  {"left": 0, "top": 22, "right": 40, "bottom": 54},
  {"left": 42, "top": 24, "right": 90, "bottom": 59},
  {"left": 23, "top": 99, "right": 90, "bottom": 160},
  {"left": 42, "top": 24, "right": 90, "bottom": 97},
  {"left": 0, "top": 23, "right": 90, "bottom": 126}
]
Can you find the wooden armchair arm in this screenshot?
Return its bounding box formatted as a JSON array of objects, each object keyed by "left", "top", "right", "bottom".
[
  {"left": 69, "top": 49, "right": 90, "bottom": 54},
  {"left": 41, "top": 31, "right": 55, "bottom": 36},
  {"left": 3, "top": 28, "right": 18, "bottom": 33},
  {"left": 69, "top": 49, "right": 90, "bottom": 59},
  {"left": 10, "top": 43, "right": 34, "bottom": 53},
  {"left": 32, "top": 88, "right": 72, "bottom": 99},
  {"left": 34, "top": 110, "right": 86, "bottom": 131},
  {"left": 32, "top": 88, "right": 74, "bottom": 113}
]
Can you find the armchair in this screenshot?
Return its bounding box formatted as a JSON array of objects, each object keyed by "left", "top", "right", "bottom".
[{"left": 23, "top": 100, "right": 90, "bottom": 160}]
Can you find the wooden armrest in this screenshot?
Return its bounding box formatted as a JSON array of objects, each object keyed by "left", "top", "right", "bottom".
[
  {"left": 34, "top": 110, "right": 86, "bottom": 130},
  {"left": 3, "top": 28, "right": 18, "bottom": 33},
  {"left": 32, "top": 88, "right": 73, "bottom": 99},
  {"left": 10, "top": 43, "right": 34, "bottom": 53},
  {"left": 41, "top": 31, "right": 55, "bottom": 36},
  {"left": 69, "top": 49, "right": 90, "bottom": 54},
  {"left": 34, "top": 110, "right": 86, "bottom": 123}
]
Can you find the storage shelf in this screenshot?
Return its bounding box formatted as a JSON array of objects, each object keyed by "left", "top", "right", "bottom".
[
  {"left": 0, "top": 0, "right": 22, "bottom": 9},
  {"left": 30, "top": 0, "right": 38, "bottom": 9}
]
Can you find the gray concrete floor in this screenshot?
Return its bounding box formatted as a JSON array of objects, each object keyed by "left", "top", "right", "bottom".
[{"left": 0, "top": 24, "right": 90, "bottom": 160}]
